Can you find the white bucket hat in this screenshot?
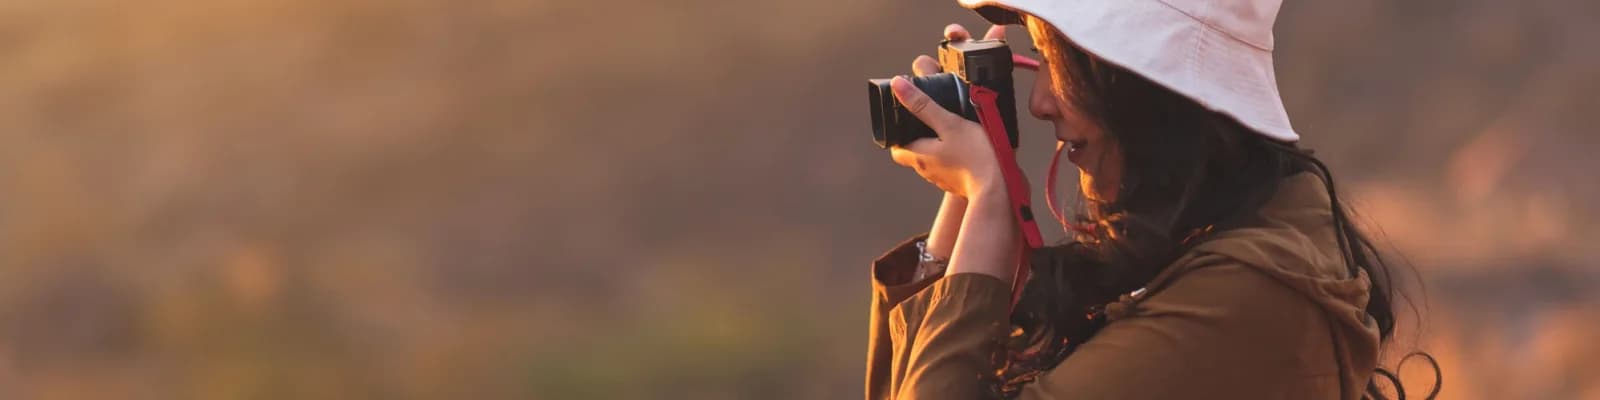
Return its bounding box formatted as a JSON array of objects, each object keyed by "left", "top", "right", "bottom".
[{"left": 960, "top": 0, "right": 1299, "bottom": 142}]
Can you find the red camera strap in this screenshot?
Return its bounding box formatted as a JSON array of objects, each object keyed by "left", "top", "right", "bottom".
[{"left": 968, "top": 85, "right": 1043, "bottom": 311}]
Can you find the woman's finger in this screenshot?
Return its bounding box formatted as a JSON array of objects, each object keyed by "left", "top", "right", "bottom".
[
  {"left": 890, "top": 77, "right": 963, "bottom": 136},
  {"left": 902, "top": 137, "right": 942, "bottom": 158},
  {"left": 889, "top": 146, "right": 920, "bottom": 169},
  {"left": 912, "top": 55, "right": 940, "bottom": 77},
  {"left": 943, "top": 24, "right": 971, "bottom": 41},
  {"left": 892, "top": 137, "right": 942, "bottom": 161},
  {"left": 982, "top": 24, "right": 1006, "bottom": 41}
]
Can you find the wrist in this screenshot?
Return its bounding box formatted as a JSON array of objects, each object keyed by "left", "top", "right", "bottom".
[
  {"left": 913, "top": 240, "right": 950, "bottom": 281},
  {"left": 925, "top": 193, "right": 967, "bottom": 259},
  {"left": 937, "top": 192, "right": 969, "bottom": 212},
  {"left": 964, "top": 168, "right": 1007, "bottom": 201},
  {"left": 947, "top": 192, "right": 1022, "bottom": 280},
  {"left": 965, "top": 185, "right": 1012, "bottom": 216},
  {"left": 945, "top": 173, "right": 1022, "bottom": 281}
]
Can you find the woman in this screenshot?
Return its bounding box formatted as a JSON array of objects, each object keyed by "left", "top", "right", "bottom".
[{"left": 865, "top": 0, "right": 1436, "bottom": 398}]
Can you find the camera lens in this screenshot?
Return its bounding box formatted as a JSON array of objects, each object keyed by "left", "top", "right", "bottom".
[
  {"left": 866, "top": 73, "right": 967, "bottom": 149},
  {"left": 868, "top": 79, "right": 892, "bottom": 148}
]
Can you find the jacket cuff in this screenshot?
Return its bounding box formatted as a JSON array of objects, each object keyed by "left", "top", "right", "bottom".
[{"left": 871, "top": 234, "right": 944, "bottom": 306}]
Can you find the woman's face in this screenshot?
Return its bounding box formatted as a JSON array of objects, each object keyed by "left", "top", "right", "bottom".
[{"left": 1026, "top": 25, "right": 1124, "bottom": 203}]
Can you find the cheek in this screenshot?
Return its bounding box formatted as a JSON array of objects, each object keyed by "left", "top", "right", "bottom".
[
  {"left": 1062, "top": 108, "right": 1099, "bottom": 140},
  {"left": 1029, "top": 74, "right": 1098, "bottom": 137},
  {"left": 1027, "top": 66, "right": 1123, "bottom": 202},
  {"left": 1075, "top": 126, "right": 1123, "bottom": 202},
  {"left": 1041, "top": 83, "right": 1097, "bottom": 136},
  {"left": 1092, "top": 144, "right": 1124, "bottom": 202}
]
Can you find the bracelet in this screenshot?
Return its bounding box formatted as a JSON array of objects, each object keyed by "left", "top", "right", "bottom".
[{"left": 914, "top": 240, "right": 951, "bottom": 281}]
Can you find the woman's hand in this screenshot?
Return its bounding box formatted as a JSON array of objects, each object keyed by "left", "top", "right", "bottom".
[
  {"left": 897, "top": 24, "right": 1023, "bottom": 282},
  {"left": 889, "top": 24, "right": 1011, "bottom": 200}
]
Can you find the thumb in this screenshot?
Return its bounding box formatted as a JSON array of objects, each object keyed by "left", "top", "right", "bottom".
[{"left": 890, "top": 76, "right": 963, "bottom": 135}]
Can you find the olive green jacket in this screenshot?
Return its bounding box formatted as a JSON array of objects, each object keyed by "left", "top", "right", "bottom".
[{"left": 865, "top": 173, "right": 1380, "bottom": 399}]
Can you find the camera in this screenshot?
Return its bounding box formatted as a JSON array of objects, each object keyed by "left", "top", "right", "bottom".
[{"left": 867, "top": 39, "right": 1020, "bottom": 149}]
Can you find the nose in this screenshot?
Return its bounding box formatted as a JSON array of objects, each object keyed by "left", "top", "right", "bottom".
[{"left": 1028, "top": 74, "right": 1060, "bottom": 120}]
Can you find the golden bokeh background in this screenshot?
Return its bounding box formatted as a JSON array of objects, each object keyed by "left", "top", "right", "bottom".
[{"left": 0, "top": 0, "right": 1595, "bottom": 398}]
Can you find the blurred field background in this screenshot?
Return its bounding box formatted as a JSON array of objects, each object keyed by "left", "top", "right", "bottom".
[{"left": 0, "top": 0, "right": 1596, "bottom": 398}]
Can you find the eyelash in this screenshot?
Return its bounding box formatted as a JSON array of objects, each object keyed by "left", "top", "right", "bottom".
[{"left": 1029, "top": 47, "right": 1041, "bottom": 54}]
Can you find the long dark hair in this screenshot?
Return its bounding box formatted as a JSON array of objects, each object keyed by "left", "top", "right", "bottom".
[{"left": 991, "top": 17, "right": 1439, "bottom": 399}]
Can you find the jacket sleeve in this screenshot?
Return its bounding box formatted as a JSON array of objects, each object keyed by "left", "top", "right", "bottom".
[
  {"left": 866, "top": 235, "right": 1013, "bottom": 400},
  {"left": 867, "top": 235, "right": 936, "bottom": 400}
]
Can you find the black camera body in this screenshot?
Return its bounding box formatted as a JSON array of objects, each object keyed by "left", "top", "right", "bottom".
[{"left": 868, "top": 39, "right": 1019, "bottom": 149}]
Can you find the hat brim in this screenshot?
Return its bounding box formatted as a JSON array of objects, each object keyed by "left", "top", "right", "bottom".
[
  {"left": 971, "top": 5, "right": 1023, "bottom": 25},
  {"left": 958, "top": 0, "right": 1299, "bottom": 142}
]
